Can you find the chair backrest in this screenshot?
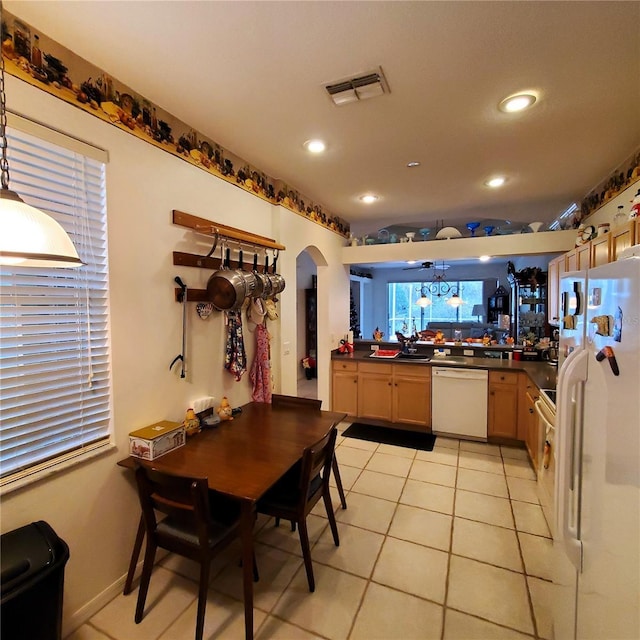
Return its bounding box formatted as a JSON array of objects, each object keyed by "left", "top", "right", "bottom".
[
  {"left": 296, "top": 426, "right": 337, "bottom": 513},
  {"left": 134, "top": 464, "right": 212, "bottom": 548},
  {"left": 272, "top": 394, "right": 321, "bottom": 411}
]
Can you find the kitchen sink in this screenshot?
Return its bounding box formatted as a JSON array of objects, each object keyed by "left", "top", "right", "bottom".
[{"left": 396, "top": 353, "right": 431, "bottom": 361}]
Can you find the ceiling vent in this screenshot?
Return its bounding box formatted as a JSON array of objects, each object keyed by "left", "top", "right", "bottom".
[{"left": 325, "top": 67, "right": 390, "bottom": 106}]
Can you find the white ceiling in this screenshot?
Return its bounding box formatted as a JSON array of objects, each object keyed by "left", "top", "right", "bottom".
[{"left": 7, "top": 1, "right": 640, "bottom": 237}]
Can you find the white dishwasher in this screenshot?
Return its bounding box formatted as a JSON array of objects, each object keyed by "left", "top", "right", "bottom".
[{"left": 432, "top": 368, "right": 488, "bottom": 440}]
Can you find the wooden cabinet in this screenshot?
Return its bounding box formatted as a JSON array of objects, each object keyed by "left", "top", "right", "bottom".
[
  {"left": 576, "top": 243, "right": 591, "bottom": 269},
  {"left": 487, "top": 286, "right": 509, "bottom": 324},
  {"left": 611, "top": 220, "right": 636, "bottom": 261},
  {"left": 591, "top": 233, "right": 611, "bottom": 267},
  {"left": 517, "top": 373, "right": 540, "bottom": 469},
  {"left": 565, "top": 248, "right": 578, "bottom": 272},
  {"left": 358, "top": 362, "right": 393, "bottom": 421},
  {"left": 488, "top": 371, "right": 519, "bottom": 439},
  {"left": 547, "top": 255, "right": 564, "bottom": 326},
  {"left": 392, "top": 364, "right": 431, "bottom": 427},
  {"left": 331, "top": 360, "right": 358, "bottom": 416},
  {"left": 332, "top": 360, "right": 431, "bottom": 428}
]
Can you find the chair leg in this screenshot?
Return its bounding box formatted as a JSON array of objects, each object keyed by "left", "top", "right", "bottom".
[
  {"left": 195, "top": 560, "right": 211, "bottom": 640},
  {"left": 124, "top": 514, "right": 145, "bottom": 595},
  {"left": 253, "top": 551, "right": 260, "bottom": 582},
  {"left": 297, "top": 518, "right": 315, "bottom": 592},
  {"left": 274, "top": 517, "right": 280, "bottom": 527},
  {"left": 332, "top": 457, "right": 348, "bottom": 510},
  {"left": 323, "top": 489, "right": 340, "bottom": 547},
  {"left": 134, "top": 539, "right": 157, "bottom": 624},
  {"left": 290, "top": 520, "right": 296, "bottom": 532}
]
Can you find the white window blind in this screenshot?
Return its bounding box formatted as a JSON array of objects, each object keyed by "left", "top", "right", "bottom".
[{"left": 0, "top": 121, "right": 112, "bottom": 488}]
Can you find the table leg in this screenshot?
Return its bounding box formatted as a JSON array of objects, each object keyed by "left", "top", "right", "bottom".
[
  {"left": 240, "top": 500, "right": 255, "bottom": 640},
  {"left": 124, "top": 514, "right": 145, "bottom": 595}
]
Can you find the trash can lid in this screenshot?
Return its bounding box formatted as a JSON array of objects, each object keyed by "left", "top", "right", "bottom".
[{"left": 1, "top": 521, "right": 61, "bottom": 597}]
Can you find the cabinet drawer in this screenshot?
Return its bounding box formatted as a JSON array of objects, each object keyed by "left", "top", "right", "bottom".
[
  {"left": 332, "top": 360, "right": 358, "bottom": 372},
  {"left": 393, "top": 363, "right": 431, "bottom": 379},
  {"left": 489, "top": 371, "right": 518, "bottom": 385},
  {"left": 358, "top": 362, "right": 393, "bottom": 374}
]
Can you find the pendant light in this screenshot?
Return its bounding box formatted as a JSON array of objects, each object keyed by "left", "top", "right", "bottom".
[{"left": 0, "top": 48, "right": 82, "bottom": 268}]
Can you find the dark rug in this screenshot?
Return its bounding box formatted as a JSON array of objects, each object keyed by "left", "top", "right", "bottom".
[{"left": 342, "top": 422, "right": 436, "bottom": 452}]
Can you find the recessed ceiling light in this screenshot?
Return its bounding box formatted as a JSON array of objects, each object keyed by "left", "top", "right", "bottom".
[
  {"left": 406, "top": 161, "right": 421, "bottom": 168},
  {"left": 303, "top": 139, "right": 326, "bottom": 153},
  {"left": 479, "top": 255, "right": 491, "bottom": 262},
  {"left": 485, "top": 176, "right": 506, "bottom": 188},
  {"left": 498, "top": 92, "right": 538, "bottom": 113},
  {"left": 359, "top": 194, "right": 379, "bottom": 204},
  {"left": 406, "top": 260, "right": 417, "bottom": 264}
]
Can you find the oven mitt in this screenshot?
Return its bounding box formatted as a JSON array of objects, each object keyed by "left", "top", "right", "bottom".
[{"left": 265, "top": 299, "right": 278, "bottom": 321}]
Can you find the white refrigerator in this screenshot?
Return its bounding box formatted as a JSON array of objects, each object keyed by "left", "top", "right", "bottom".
[{"left": 554, "top": 245, "right": 640, "bottom": 640}]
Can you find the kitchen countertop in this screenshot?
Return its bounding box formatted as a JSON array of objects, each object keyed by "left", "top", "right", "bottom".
[{"left": 332, "top": 350, "right": 557, "bottom": 391}]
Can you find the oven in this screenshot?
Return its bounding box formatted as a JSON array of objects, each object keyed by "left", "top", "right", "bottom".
[{"left": 535, "top": 389, "right": 556, "bottom": 536}]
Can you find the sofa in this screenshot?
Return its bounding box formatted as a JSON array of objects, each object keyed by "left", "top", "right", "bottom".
[{"left": 423, "top": 322, "right": 510, "bottom": 342}]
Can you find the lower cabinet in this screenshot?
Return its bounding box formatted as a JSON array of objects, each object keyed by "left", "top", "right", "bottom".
[
  {"left": 358, "top": 362, "right": 393, "bottom": 421},
  {"left": 332, "top": 360, "right": 431, "bottom": 428},
  {"left": 487, "top": 371, "right": 519, "bottom": 439},
  {"left": 392, "top": 364, "right": 431, "bottom": 427},
  {"left": 331, "top": 360, "right": 358, "bottom": 417}
]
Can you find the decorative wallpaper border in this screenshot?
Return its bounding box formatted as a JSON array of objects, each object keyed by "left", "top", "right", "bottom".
[{"left": 1, "top": 10, "right": 350, "bottom": 238}]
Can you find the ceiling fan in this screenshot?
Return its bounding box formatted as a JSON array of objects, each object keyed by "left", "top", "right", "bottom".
[{"left": 403, "top": 261, "right": 450, "bottom": 271}]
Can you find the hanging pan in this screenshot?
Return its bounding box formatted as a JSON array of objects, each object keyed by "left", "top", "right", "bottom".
[
  {"left": 251, "top": 251, "right": 271, "bottom": 298},
  {"left": 207, "top": 244, "right": 248, "bottom": 311},
  {"left": 267, "top": 250, "right": 286, "bottom": 297}
]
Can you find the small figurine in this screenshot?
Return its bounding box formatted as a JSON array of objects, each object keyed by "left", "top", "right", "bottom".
[
  {"left": 373, "top": 327, "right": 384, "bottom": 341},
  {"left": 217, "top": 396, "right": 234, "bottom": 421},
  {"left": 434, "top": 330, "right": 446, "bottom": 344},
  {"left": 183, "top": 408, "right": 201, "bottom": 436}
]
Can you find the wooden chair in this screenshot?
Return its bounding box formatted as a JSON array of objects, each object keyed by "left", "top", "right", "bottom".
[
  {"left": 133, "top": 463, "right": 257, "bottom": 640},
  {"left": 257, "top": 426, "right": 339, "bottom": 592},
  {"left": 271, "top": 394, "right": 347, "bottom": 510}
]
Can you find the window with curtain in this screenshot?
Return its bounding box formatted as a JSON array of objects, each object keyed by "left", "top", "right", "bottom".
[
  {"left": 0, "top": 115, "right": 112, "bottom": 490},
  {"left": 388, "top": 280, "right": 485, "bottom": 336}
]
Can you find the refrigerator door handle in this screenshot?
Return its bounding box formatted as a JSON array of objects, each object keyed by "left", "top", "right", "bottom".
[{"left": 557, "top": 347, "right": 588, "bottom": 572}]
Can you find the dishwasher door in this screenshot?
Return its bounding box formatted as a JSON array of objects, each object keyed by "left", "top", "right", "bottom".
[{"left": 431, "top": 368, "right": 488, "bottom": 440}]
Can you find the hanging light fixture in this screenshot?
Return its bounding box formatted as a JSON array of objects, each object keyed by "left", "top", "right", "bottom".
[
  {"left": 0, "top": 49, "right": 82, "bottom": 268},
  {"left": 415, "top": 263, "right": 463, "bottom": 306}
]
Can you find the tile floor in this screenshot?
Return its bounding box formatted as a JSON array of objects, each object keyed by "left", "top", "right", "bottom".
[{"left": 68, "top": 427, "right": 554, "bottom": 640}]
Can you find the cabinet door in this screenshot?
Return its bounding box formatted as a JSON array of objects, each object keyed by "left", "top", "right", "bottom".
[
  {"left": 591, "top": 234, "right": 611, "bottom": 266},
  {"left": 331, "top": 361, "right": 358, "bottom": 416},
  {"left": 392, "top": 365, "right": 431, "bottom": 427},
  {"left": 524, "top": 390, "right": 539, "bottom": 470},
  {"left": 487, "top": 371, "right": 518, "bottom": 439},
  {"left": 576, "top": 243, "right": 591, "bottom": 270},
  {"left": 358, "top": 363, "right": 393, "bottom": 421},
  {"left": 565, "top": 249, "right": 578, "bottom": 272},
  {"left": 611, "top": 221, "right": 636, "bottom": 261}
]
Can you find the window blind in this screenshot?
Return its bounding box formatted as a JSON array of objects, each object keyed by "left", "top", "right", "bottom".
[{"left": 0, "top": 123, "right": 112, "bottom": 486}]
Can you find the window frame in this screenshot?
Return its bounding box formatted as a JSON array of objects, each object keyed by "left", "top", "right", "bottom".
[{"left": 0, "top": 113, "right": 114, "bottom": 494}]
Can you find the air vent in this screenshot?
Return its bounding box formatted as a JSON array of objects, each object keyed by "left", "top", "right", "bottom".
[{"left": 325, "top": 67, "right": 389, "bottom": 106}]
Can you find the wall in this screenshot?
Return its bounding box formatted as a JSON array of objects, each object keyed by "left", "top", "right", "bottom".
[{"left": 1, "top": 75, "right": 348, "bottom": 634}]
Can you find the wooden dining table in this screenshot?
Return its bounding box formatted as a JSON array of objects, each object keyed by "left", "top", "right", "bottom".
[{"left": 118, "top": 401, "right": 346, "bottom": 639}]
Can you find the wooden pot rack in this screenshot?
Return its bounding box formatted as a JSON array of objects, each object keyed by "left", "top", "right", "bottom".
[{"left": 172, "top": 210, "right": 286, "bottom": 303}]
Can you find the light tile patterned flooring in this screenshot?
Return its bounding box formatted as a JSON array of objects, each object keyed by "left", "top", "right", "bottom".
[{"left": 68, "top": 426, "right": 553, "bottom": 640}]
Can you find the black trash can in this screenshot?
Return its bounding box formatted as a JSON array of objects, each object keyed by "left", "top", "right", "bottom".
[{"left": 1, "top": 520, "right": 70, "bottom": 640}]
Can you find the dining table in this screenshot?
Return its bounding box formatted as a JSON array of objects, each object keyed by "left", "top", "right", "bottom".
[{"left": 117, "top": 401, "right": 346, "bottom": 639}]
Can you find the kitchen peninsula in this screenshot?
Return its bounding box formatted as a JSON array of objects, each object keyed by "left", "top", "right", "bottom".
[{"left": 331, "top": 343, "right": 557, "bottom": 471}]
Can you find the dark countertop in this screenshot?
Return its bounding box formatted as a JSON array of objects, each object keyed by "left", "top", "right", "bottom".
[{"left": 332, "top": 349, "right": 557, "bottom": 391}]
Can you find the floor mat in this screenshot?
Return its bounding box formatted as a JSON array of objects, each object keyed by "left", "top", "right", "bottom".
[{"left": 342, "top": 422, "right": 436, "bottom": 451}]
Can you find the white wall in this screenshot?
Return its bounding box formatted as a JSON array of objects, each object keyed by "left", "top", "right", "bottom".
[{"left": 2, "top": 75, "right": 348, "bottom": 634}]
